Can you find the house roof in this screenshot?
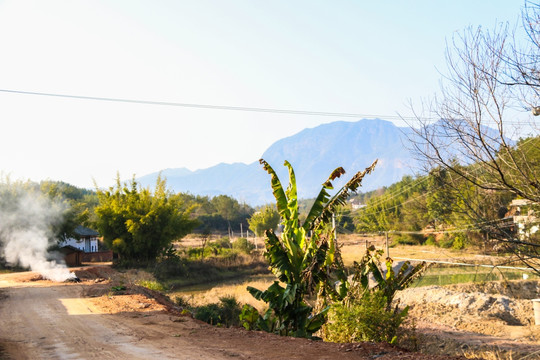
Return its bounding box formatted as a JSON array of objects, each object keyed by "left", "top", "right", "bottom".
[
  {"left": 58, "top": 245, "right": 84, "bottom": 254},
  {"left": 74, "top": 225, "right": 99, "bottom": 237}
]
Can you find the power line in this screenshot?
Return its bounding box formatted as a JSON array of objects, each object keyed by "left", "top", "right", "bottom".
[
  {"left": 0, "top": 88, "right": 532, "bottom": 125},
  {"left": 0, "top": 88, "right": 420, "bottom": 121},
  {"left": 355, "top": 176, "right": 430, "bottom": 212},
  {"left": 366, "top": 192, "right": 429, "bottom": 217}
]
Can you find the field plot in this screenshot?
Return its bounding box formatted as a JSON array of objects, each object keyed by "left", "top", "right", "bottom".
[{"left": 172, "top": 237, "right": 540, "bottom": 358}]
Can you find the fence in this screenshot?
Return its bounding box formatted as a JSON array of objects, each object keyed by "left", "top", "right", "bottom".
[{"left": 81, "top": 250, "right": 114, "bottom": 263}]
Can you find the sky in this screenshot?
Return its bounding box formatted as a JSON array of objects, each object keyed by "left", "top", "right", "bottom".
[{"left": 0, "top": 0, "right": 530, "bottom": 189}]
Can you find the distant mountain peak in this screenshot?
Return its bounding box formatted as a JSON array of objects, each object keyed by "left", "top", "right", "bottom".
[{"left": 138, "top": 119, "right": 418, "bottom": 205}]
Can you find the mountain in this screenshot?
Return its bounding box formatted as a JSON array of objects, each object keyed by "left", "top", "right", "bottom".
[{"left": 137, "top": 119, "right": 419, "bottom": 205}]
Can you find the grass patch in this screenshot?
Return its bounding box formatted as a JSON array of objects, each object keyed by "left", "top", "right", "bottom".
[
  {"left": 136, "top": 280, "right": 168, "bottom": 292},
  {"left": 413, "top": 267, "right": 539, "bottom": 287}
]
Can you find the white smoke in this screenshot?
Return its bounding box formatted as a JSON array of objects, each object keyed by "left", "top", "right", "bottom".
[{"left": 0, "top": 185, "right": 75, "bottom": 282}]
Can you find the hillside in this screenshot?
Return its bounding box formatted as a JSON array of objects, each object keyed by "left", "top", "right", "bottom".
[{"left": 138, "top": 119, "right": 418, "bottom": 205}]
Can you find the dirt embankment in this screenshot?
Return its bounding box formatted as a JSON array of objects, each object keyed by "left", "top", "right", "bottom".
[
  {"left": 0, "top": 267, "right": 462, "bottom": 360},
  {"left": 398, "top": 281, "right": 540, "bottom": 358}
]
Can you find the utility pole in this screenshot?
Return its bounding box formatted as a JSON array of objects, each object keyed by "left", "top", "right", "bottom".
[
  {"left": 240, "top": 223, "right": 243, "bottom": 238},
  {"left": 385, "top": 231, "right": 389, "bottom": 258},
  {"left": 332, "top": 213, "right": 337, "bottom": 240}
]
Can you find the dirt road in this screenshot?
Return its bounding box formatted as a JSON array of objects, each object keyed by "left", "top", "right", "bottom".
[
  {"left": 0, "top": 270, "right": 460, "bottom": 360},
  {"left": 0, "top": 273, "right": 217, "bottom": 359}
]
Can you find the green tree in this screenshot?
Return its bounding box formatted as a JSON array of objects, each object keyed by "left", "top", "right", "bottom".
[
  {"left": 94, "top": 176, "right": 198, "bottom": 262},
  {"left": 192, "top": 195, "right": 253, "bottom": 234},
  {"left": 354, "top": 175, "right": 428, "bottom": 233},
  {"left": 248, "top": 205, "right": 280, "bottom": 237}
]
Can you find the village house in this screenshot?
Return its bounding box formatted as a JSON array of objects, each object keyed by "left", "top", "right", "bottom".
[
  {"left": 60, "top": 225, "right": 100, "bottom": 253},
  {"left": 349, "top": 199, "right": 366, "bottom": 210}
]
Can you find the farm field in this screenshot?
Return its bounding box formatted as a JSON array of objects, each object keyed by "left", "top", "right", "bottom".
[{"left": 172, "top": 236, "right": 540, "bottom": 358}]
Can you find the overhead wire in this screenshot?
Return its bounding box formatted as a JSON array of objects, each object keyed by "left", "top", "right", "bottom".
[
  {"left": 354, "top": 175, "right": 430, "bottom": 212},
  {"left": 0, "top": 88, "right": 533, "bottom": 125},
  {"left": 0, "top": 88, "right": 425, "bottom": 121}
]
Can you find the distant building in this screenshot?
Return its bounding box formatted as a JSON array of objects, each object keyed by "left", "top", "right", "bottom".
[
  {"left": 59, "top": 245, "right": 84, "bottom": 267},
  {"left": 350, "top": 199, "right": 366, "bottom": 210},
  {"left": 507, "top": 199, "right": 538, "bottom": 240},
  {"left": 60, "top": 225, "right": 100, "bottom": 253}
]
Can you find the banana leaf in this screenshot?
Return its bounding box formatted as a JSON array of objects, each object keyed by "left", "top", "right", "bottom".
[
  {"left": 311, "top": 160, "right": 377, "bottom": 232},
  {"left": 305, "top": 306, "right": 330, "bottom": 333},
  {"left": 264, "top": 230, "right": 296, "bottom": 283},
  {"left": 302, "top": 167, "right": 345, "bottom": 232},
  {"left": 259, "top": 159, "right": 289, "bottom": 219},
  {"left": 283, "top": 161, "right": 299, "bottom": 228}
]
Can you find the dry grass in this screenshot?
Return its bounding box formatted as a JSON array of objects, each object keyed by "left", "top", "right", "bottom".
[
  {"left": 171, "top": 274, "right": 276, "bottom": 312},
  {"left": 118, "top": 268, "right": 157, "bottom": 286},
  {"left": 338, "top": 235, "right": 515, "bottom": 266},
  {"left": 462, "top": 349, "right": 514, "bottom": 360}
]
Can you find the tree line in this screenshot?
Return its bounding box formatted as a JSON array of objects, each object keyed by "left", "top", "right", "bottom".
[{"left": 0, "top": 176, "right": 268, "bottom": 265}]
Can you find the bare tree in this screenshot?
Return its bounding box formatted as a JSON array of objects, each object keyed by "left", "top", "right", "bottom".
[
  {"left": 408, "top": 1, "right": 540, "bottom": 272},
  {"left": 505, "top": 1, "right": 540, "bottom": 105}
]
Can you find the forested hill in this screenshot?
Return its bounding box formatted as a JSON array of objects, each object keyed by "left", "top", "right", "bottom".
[{"left": 137, "top": 119, "right": 418, "bottom": 205}]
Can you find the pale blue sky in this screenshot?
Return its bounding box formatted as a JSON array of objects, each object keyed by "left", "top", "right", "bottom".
[{"left": 0, "top": 0, "right": 528, "bottom": 189}]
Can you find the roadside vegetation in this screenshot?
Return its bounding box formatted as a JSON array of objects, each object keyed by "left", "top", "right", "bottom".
[
  {"left": 234, "top": 159, "right": 426, "bottom": 343},
  {"left": 1, "top": 3, "right": 539, "bottom": 358}
]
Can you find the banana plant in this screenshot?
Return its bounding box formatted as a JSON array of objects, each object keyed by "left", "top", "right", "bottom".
[
  {"left": 247, "top": 158, "right": 377, "bottom": 338},
  {"left": 345, "top": 246, "right": 427, "bottom": 310}
]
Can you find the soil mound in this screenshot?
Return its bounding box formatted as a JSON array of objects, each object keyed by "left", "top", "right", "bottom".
[{"left": 397, "top": 281, "right": 540, "bottom": 357}]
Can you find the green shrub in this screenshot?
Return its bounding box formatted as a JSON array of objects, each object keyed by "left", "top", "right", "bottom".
[
  {"left": 232, "top": 237, "right": 255, "bottom": 254},
  {"left": 324, "top": 291, "right": 408, "bottom": 344},
  {"left": 136, "top": 280, "right": 167, "bottom": 292},
  {"left": 175, "top": 295, "right": 192, "bottom": 309},
  {"left": 193, "top": 296, "right": 242, "bottom": 327},
  {"left": 186, "top": 247, "right": 203, "bottom": 258},
  {"left": 217, "top": 296, "right": 242, "bottom": 327},
  {"left": 211, "top": 237, "right": 232, "bottom": 249},
  {"left": 153, "top": 256, "right": 186, "bottom": 280},
  {"left": 239, "top": 304, "right": 259, "bottom": 330},
  {"left": 439, "top": 233, "right": 454, "bottom": 248},
  {"left": 438, "top": 233, "right": 468, "bottom": 249},
  {"left": 424, "top": 234, "right": 436, "bottom": 246},
  {"left": 185, "top": 245, "right": 232, "bottom": 259},
  {"left": 452, "top": 233, "right": 467, "bottom": 250},
  {"left": 392, "top": 233, "right": 424, "bottom": 246},
  {"left": 194, "top": 303, "right": 222, "bottom": 325},
  {"left": 111, "top": 285, "right": 126, "bottom": 292},
  {"left": 113, "top": 258, "right": 153, "bottom": 269}
]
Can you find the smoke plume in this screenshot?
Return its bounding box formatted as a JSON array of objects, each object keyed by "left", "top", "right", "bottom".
[{"left": 0, "top": 184, "right": 75, "bottom": 282}]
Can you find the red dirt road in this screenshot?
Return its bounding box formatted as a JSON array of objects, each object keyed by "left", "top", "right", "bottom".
[{"left": 0, "top": 270, "right": 462, "bottom": 360}]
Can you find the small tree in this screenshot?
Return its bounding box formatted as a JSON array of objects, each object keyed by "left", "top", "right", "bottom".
[
  {"left": 248, "top": 205, "right": 280, "bottom": 238},
  {"left": 94, "top": 176, "right": 198, "bottom": 263}
]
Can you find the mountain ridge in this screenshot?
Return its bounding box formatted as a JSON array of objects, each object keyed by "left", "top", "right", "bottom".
[{"left": 137, "top": 119, "right": 418, "bottom": 205}]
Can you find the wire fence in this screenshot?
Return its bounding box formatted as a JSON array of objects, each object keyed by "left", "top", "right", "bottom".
[{"left": 340, "top": 233, "right": 540, "bottom": 287}]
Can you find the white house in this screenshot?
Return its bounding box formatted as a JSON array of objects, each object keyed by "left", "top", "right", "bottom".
[
  {"left": 61, "top": 225, "right": 100, "bottom": 253},
  {"left": 508, "top": 199, "right": 538, "bottom": 240},
  {"left": 350, "top": 199, "right": 366, "bottom": 210}
]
